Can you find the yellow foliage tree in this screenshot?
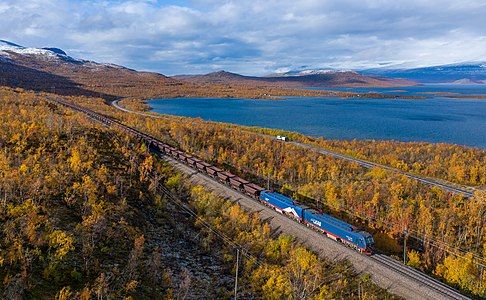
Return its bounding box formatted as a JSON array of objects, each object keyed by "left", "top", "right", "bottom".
[{"left": 435, "top": 253, "right": 478, "bottom": 292}]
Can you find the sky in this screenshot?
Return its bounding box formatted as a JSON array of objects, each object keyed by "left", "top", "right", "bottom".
[{"left": 1, "top": 0, "right": 486, "bottom": 75}]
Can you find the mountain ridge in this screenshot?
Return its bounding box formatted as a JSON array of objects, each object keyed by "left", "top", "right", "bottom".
[
  {"left": 0, "top": 40, "right": 184, "bottom": 100},
  {"left": 173, "top": 69, "right": 417, "bottom": 88},
  {"left": 361, "top": 62, "right": 486, "bottom": 84},
  {"left": 0, "top": 39, "right": 135, "bottom": 69},
  {"left": 2, "top": 40, "right": 375, "bottom": 100}
]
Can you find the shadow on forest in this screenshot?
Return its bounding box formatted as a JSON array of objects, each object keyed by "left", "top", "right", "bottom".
[{"left": 0, "top": 61, "right": 116, "bottom": 100}]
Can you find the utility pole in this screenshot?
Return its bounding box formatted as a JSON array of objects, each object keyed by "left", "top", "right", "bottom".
[
  {"left": 234, "top": 248, "right": 239, "bottom": 300},
  {"left": 358, "top": 280, "right": 361, "bottom": 300},
  {"left": 480, "top": 266, "right": 484, "bottom": 290},
  {"left": 403, "top": 229, "right": 408, "bottom": 265},
  {"left": 267, "top": 171, "right": 271, "bottom": 190}
]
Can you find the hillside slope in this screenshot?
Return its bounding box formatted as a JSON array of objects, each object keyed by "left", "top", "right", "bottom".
[
  {"left": 0, "top": 41, "right": 371, "bottom": 100},
  {"left": 0, "top": 40, "right": 182, "bottom": 100},
  {"left": 0, "top": 87, "right": 232, "bottom": 299},
  {"left": 174, "top": 70, "right": 417, "bottom": 87}
]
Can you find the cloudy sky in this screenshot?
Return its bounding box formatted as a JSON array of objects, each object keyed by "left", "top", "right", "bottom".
[{"left": 1, "top": 0, "right": 485, "bottom": 75}]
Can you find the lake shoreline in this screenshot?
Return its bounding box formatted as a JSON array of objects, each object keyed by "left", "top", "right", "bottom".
[{"left": 147, "top": 92, "right": 486, "bottom": 148}]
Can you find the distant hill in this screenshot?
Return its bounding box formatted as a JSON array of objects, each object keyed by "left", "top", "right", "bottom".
[
  {"left": 0, "top": 40, "right": 181, "bottom": 100},
  {"left": 174, "top": 71, "right": 267, "bottom": 86},
  {"left": 173, "top": 70, "right": 417, "bottom": 87},
  {"left": 2, "top": 40, "right": 370, "bottom": 100},
  {"left": 362, "top": 63, "right": 486, "bottom": 84}
]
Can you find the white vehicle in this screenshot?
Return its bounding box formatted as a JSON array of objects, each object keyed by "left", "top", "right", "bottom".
[{"left": 276, "top": 135, "right": 288, "bottom": 141}]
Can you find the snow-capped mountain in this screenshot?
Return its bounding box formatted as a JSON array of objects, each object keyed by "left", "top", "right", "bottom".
[
  {"left": 0, "top": 40, "right": 71, "bottom": 61},
  {"left": 0, "top": 40, "right": 125, "bottom": 68},
  {"left": 361, "top": 62, "right": 486, "bottom": 84},
  {"left": 268, "top": 69, "right": 358, "bottom": 77},
  {"left": 0, "top": 40, "right": 175, "bottom": 100}
]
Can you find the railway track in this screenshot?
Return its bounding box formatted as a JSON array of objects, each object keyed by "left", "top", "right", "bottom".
[
  {"left": 294, "top": 143, "right": 476, "bottom": 197},
  {"left": 371, "top": 254, "right": 471, "bottom": 300},
  {"left": 51, "top": 98, "right": 473, "bottom": 300}
]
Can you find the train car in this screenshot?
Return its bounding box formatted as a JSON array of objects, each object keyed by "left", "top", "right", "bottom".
[
  {"left": 156, "top": 143, "right": 164, "bottom": 153},
  {"left": 146, "top": 138, "right": 156, "bottom": 147},
  {"left": 243, "top": 183, "right": 265, "bottom": 198},
  {"left": 195, "top": 161, "right": 212, "bottom": 172},
  {"left": 155, "top": 142, "right": 166, "bottom": 153},
  {"left": 173, "top": 150, "right": 184, "bottom": 159},
  {"left": 229, "top": 177, "right": 249, "bottom": 191},
  {"left": 186, "top": 157, "right": 201, "bottom": 168},
  {"left": 217, "top": 171, "right": 235, "bottom": 184},
  {"left": 206, "top": 166, "right": 222, "bottom": 178},
  {"left": 162, "top": 145, "right": 175, "bottom": 154},
  {"left": 182, "top": 153, "right": 194, "bottom": 163},
  {"left": 177, "top": 151, "right": 188, "bottom": 161},
  {"left": 258, "top": 191, "right": 304, "bottom": 221},
  {"left": 169, "top": 149, "right": 179, "bottom": 157},
  {"left": 302, "top": 209, "right": 374, "bottom": 254}
]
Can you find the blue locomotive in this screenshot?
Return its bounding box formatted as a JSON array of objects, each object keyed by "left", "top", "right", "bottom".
[
  {"left": 259, "top": 190, "right": 306, "bottom": 221},
  {"left": 259, "top": 191, "right": 374, "bottom": 254},
  {"left": 303, "top": 208, "right": 374, "bottom": 254}
]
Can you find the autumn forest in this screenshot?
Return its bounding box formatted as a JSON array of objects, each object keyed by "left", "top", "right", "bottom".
[
  {"left": 1, "top": 87, "right": 406, "bottom": 299},
  {"left": 1, "top": 75, "right": 486, "bottom": 298}
]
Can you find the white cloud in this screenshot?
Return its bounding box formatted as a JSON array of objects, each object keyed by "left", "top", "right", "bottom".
[{"left": 0, "top": 0, "right": 485, "bottom": 75}]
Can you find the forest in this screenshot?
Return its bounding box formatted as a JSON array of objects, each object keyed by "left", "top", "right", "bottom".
[
  {"left": 79, "top": 96, "right": 486, "bottom": 297},
  {"left": 0, "top": 87, "right": 400, "bottom": 299}
]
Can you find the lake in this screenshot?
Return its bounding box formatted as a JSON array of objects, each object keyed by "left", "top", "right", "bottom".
[{"left": 147, "top": 85, "right": 486, "bottom": 148}]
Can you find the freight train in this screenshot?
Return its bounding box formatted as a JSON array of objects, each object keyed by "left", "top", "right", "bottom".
[
  {"left": 52, "top": 99, "right": 374, "bottom": 255},
  {"left": 153, "top": 139, "right": 375, "bottom": 255}
]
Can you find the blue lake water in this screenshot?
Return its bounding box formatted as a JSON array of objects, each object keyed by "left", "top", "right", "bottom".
[{"left": 148, "top": 85, "right": 486, "bottom": 148}]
